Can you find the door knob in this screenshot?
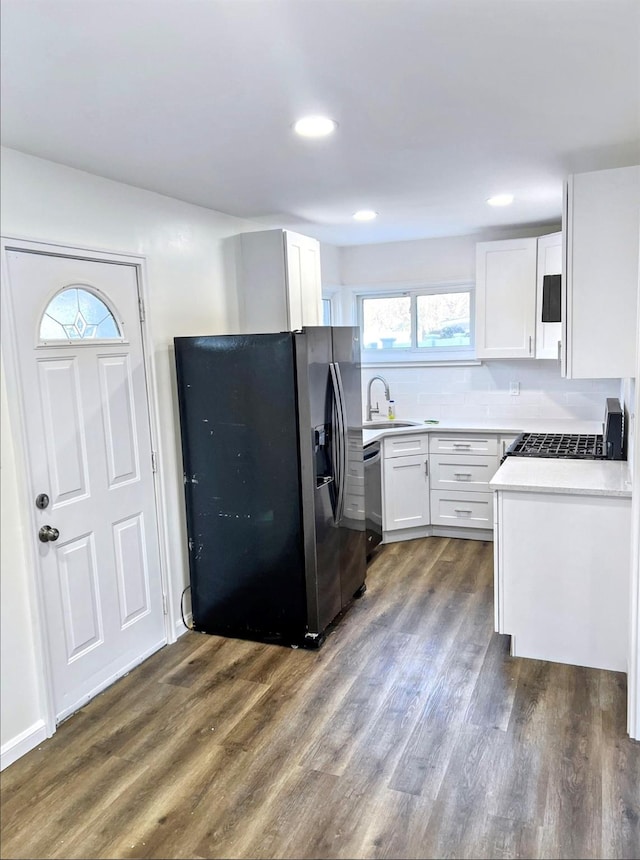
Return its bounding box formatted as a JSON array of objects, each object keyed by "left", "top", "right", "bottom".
[{"left": 39, "top": 525, "right": 60, "bottom": 543}]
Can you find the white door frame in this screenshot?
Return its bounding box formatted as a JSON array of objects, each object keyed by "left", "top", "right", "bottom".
[
  {"left": 1, "top": 235, "right": 173, "bottom": 739},
  {"left": 628, "top": 260, "right": 640, "bottom": 741}
]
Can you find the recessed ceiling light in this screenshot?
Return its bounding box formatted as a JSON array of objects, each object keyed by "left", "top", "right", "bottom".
[
  {"left": 353, "top": 210, "right": 378, "bottom": 221},
  {"left": 487, "top": 193, "right": 514, "bottom": 207},
  {"left": 293, "top": 115, "right": 338, "bottom": 138}
]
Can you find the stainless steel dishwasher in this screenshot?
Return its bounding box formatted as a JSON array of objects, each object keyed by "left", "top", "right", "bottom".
[{"left": 364, "top": 440, "right": 382, "bottom": 560}]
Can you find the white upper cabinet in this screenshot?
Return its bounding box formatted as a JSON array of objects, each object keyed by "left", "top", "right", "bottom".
[
  {"left": 236, "top": 229, "right": 322, "bottom": 333},
  {"left": 535, "top": 231, "right": 562, "bottom": 360},
  {"left": 475, "top": 237, "right": 538, "bottom": 359},
  {"left": 563, "top": 165, "right": 640, "bottom": 379}
]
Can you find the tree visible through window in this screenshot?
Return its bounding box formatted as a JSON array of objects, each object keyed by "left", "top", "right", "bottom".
[
  {"left": 359, "top": 286, "right": 472, "bottom": 356},
  {"left": 417, "top": 293, "right": 470, "bottom": 347},
  {"left": 362, "top": 295, "right": 411, "bottom": 349}
]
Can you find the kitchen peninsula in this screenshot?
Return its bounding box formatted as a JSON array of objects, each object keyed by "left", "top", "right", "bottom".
[{"left": 490, "top": 456, "right": 631, "bottom": 672}]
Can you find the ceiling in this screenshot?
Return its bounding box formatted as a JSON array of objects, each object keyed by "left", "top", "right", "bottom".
[{"left": 1, "top": 0, "right": 638, "bottom": 246}]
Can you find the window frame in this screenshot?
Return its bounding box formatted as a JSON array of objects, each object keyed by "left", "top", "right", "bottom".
[
  {"left": 321, "top": 288, "right": 342, "bottom": 327},
  {"left": 353, "top": 280, "right": 478, "bottom": 367}
]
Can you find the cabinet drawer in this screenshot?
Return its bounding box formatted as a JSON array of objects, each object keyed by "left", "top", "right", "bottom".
[
  {"left": 429, "top": 434, "right": 499, "bottom": 456},
  {"left": 429, "top": 454, "right": 498, "bottom": 493},
  {"left": 384, "top": 434, "right": 428, "bottom": 458},
  {"left": 430, "top": 490, "right": 494, "bottom": 529}
]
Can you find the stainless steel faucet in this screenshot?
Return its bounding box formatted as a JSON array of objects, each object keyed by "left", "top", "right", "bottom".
[{"left": 366, "top": 375, "right": 391, "bottom": 422}]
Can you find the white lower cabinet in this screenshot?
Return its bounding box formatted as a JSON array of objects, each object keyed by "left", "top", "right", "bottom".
[
  {"left": 494, "top": 489, "right": 631, "bottom": 671},
  {"left": 430, "top": 454, "right": 497, "bottom": 492},
  {"left": 429, "top": 434, "right": 499, "bottom": 456},
  {"left": 383, "top": 452, "right": 430, "bottom": 531},
  {"left": 430, "top": 490, "right": 493, "bottom": 528},
  {"left": 428, "top": 434, "right": 499, "bottom": 534},
  {"left": 380, "top": 431, "right": 502, "bottom": 542}
]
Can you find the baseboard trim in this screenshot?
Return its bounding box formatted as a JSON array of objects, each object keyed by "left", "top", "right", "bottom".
[
  {"left": 1, "top": 720, "right": 48, "bottom": 772},
  {"left": 383, "top": 525, "right": 494, "bottom": 544},
  {"left": 176, "top": 612, "right": 193, "bottom": 638}
]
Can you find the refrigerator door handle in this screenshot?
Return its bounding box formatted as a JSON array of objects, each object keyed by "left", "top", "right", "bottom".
[
  {"left": 329, "top": 362, "right": 345, "bottom": 524},
  {"left": 333, "top": 361, "right": 348, "bottom": 523}
]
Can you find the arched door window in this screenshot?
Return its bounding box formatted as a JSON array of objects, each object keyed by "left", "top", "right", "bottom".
[{"left": 39, "top": 286, "right": 123, "bottom": 342}]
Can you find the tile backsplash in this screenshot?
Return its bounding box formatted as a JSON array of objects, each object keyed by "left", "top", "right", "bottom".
[{"left": 362, "top": 360, "right": 619, "bottom": 424}]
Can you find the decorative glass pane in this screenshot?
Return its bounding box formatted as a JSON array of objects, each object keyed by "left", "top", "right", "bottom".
[
  {"left": 96, "top": 317, "right": 120, "bottom": 338},
  {"left": 40, "top": 287, "right": 122, "bottom": 342},
  {"left": 417, "top": 292, "right": 471, "bottom": 348},
  {"left": 362, "top": 296, "right": 411, "bottom": 349}
]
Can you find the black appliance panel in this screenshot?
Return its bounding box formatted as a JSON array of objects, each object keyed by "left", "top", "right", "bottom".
[
  {"left": 604, "top": 397, "right": 624, "bottom": 460},
  {"left": 174, "top": 327, "right": 366, "bottom": 650},
  {"left": 330, "top": 326, "right": 367, "bottom": 605},
  {"left": 294, "top": 327, "right": 342, "bottom": 636},
  {"left": 541, "top": 274, "right": 562, "bottom": 323},
  {"left": 364, "top": 441, "right": 382, "bottom": 558},
  {"left": 174, "top": 333, "right": 307, "bottom": 643}
]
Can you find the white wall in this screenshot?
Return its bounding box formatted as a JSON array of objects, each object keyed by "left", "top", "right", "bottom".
[
  {"left": 339, "top": 224, "right": 550, "bottom": 286},
  {"left": 0, "top": 147, "right": 262, "bottom": 763},
  {"left": 1, "top": 359, "right": 44, "bottom": 757},
  {"left": 338, "top": 229, "right": 620, "bottom": 423},
  {"left": 360, "top": 360, "right": 618, "bottom": 425},
  {"left": 319, "top": 242, "right": 341, "bottom": 288}
]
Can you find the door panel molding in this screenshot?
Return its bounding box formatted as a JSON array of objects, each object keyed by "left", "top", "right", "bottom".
[{"left": 0, "top": 235, "right": 171, "bottom": 746}]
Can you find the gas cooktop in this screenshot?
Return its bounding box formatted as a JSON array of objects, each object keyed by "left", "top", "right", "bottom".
[{"left": 504, "top": 432, "right": 605, "bottom": 460}]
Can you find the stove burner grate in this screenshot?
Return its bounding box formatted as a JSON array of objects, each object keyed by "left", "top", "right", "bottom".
[{"left": 505, "top": 432, "right": 605, "bottom": 460}]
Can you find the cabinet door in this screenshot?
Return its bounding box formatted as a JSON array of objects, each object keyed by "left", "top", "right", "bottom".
[
  {"left": 535, "top": 232, "right": 562, "bottom": 360},
  {"left": 475, "top": 238, "right": 537, "bottom": 359},
  {"left": 237, "top": 229, "right": 322, "bottom": 333},
  {"left": 284, "top": 231, "right": 322, "bottom": 329},
  {"left": 563, "top": 165, "right": 640, "bottom": 379},
  {"left": 383, "top": 454, "right": 429, "bottom": 531}
]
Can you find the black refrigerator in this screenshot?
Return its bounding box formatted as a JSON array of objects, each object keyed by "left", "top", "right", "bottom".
[{"left": 173, "top": 326, "right": 367, "bottom": 648}]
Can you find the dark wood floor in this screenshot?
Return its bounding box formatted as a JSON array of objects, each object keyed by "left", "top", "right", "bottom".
[{"left": 1, "top": 537, "right": 638, "bottom": 860}]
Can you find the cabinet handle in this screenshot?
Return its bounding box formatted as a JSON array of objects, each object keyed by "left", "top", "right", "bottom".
[
  {"left": 558, "top": 340, "right": 562, "bottom": 362},
  {"left": 454, "top": 509, "right": 472, "bottom": 515},
  {"left": 529, "top": 335, "right": 533, "bottom": 355},
  {"left": 454, "top": 472, "right": 472, "bottom": 479},
  {"left": 425, "top": 459, "right": 429, "bottom": 477},
  {"left": 453, "top": 443, "right": 471, "bottom": 448}
]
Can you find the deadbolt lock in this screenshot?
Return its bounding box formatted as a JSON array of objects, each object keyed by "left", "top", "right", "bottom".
[{"left": 36, "top": 493, "right": 50, "bottom": 510}]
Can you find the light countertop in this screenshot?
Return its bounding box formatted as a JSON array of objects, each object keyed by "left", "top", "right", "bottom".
[
  {"left": 489, "top": 457, "right": 632, "bottom": 498},
  {"left": 362, "top": 417, "right": 602, "bottom": 447}
]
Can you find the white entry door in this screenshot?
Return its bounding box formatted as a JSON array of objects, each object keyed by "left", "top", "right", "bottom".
[{"left": 4, "top": 249, "right": 166, "bottom": 722}]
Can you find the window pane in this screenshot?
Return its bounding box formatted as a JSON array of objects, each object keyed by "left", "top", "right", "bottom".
[
  {"left": 362, "top": 296, "right": 411, "bottom": 349},
  {"left": 417, "top": 292, "right": 470, "bottom": 348},
  {"left": 322, "top": 298, "right": 332, "bottom": 326},
  {"left": 39, "top": 287, "right": 122, "bottom": 341}
]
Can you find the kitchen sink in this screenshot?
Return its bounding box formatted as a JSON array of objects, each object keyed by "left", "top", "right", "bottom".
[{"left": 364, "top": 420, "right": 422, "bottom": 429}]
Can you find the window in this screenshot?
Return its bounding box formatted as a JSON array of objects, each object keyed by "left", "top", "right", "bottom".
[
  {"left": 40, "top": 287, "right": 122, "bottom": 342},
  {"left": 357, "top": 283, "right": 475, "bottom": 363}
]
